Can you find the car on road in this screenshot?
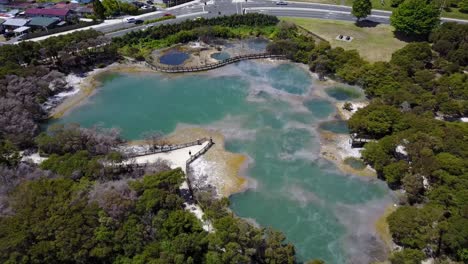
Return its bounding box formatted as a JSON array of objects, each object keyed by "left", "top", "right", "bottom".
[
  {"left": 163, "top": 13, "right": 173, "bottom": 17},
  {"left": 125, "top": 17, "right": 136, "bottom": 23},
  {"left": 134, "top": 19, "right": 144, "bottom": 24},
  {"left": 276, "top": 1, "right": 287, "bottom": 5}
]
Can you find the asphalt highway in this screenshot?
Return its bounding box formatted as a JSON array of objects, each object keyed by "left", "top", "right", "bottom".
[
  {"left": 19, "top": 0, "right": 468, "bottom": 42},
  {"left": 103, "top": 0, "right": 468, "bottom": 38}
]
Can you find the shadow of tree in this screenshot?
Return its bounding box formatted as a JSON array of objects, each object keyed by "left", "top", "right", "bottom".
[
  {"left": 355, "top": 19, "right": 381, "bottom": 28},
  {"left": 393, "top": 31, "right": 428, "bottom": 42}
]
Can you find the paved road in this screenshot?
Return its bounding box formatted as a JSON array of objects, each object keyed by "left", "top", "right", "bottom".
[{"left": 18, "top": 0, "right": 468, "bottom": 42}]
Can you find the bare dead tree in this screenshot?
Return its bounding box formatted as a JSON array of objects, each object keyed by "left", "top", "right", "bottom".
[{"left": 141, "top": 130, "right": 164, "bottom": 151}]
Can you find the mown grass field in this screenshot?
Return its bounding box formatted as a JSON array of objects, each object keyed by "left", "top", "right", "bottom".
[
  {"left": 291, "top": 0, "right": 468, "bottom": 20},
  {"left": 282, "top": 17, "right": 407, "bottom": 62}
]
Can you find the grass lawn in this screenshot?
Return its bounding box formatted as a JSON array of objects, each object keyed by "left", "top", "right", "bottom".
[
  {"left": 283, "top": 17, "right": 407, "bottom": 62},
  {"left": 291, "top": 0, "right": 468, "bottom": 20}
]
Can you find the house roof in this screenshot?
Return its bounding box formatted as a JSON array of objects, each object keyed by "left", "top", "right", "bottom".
[
  {"left": 25, "top": 8, "right": 70, "bottom": 17},
  {"left": 28, "top": 16, "right": 59, "bottom": 27},
  {"left": 74, "top": 6, "right": 93, "bottom": 13},
  {"left": 54, "top": 2, "right": 79, "bottom": 9},
  {"left": 13, "top": 26, "right": 30, "bottom": 33},
  {"left": 71, "top": 0, "right": 92, "bottom": 3},
  {"left": 3, "top": 18, "right": 29, "bottom": 27}
]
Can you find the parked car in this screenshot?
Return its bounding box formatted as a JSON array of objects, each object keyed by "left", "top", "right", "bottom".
[{"left": 276, "top": 1, "right": 287, "bottom": 5}]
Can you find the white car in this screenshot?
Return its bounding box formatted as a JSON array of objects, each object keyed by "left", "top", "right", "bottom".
[{"left": 125, "top": 17, "right": 136, "bottom": 23}]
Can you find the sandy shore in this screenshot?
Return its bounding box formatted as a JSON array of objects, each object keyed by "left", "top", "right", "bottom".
[
  {"left": 335, "top": 101, "right": 369, "bottom": 120},
  {"left": 319, "top": 130, "right": 376, "bottom": 177},
  {"left": 163, "top": 126, "right": 248, "bottom": 198}
]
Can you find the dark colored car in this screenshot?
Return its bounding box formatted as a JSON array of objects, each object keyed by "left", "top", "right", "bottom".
[
  {"left": 276, "top": 1, "right": 287, "bottom": 5},
  {"left": 135, "top": 19, "right": 144, "bottom": 24}
]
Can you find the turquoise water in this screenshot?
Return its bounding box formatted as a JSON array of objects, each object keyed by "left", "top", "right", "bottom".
[
  {"left": 211, "top": 52, "right": 231, "bottom": 61},
  {"left": 303, "top": 99, "right": 335, "bottom": 118},
  {"left": 319, "top": 120, "right": 349, "bottom": 134},
  {"left": 325, "top": 86, "right": 363, "bottom": 101},
  {"left": 159, "top": 50, "right": 190, "bottom": 65},
  {"left": 55, "top": 61, "right": 390, "bottom": 263},
  {"left": 344, "top": 157, "right": 367, "bottom": 170}
]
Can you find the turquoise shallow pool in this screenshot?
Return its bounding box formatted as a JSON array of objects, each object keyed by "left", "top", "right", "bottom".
[
  {"left": 319, "top": 120, "right": 349, "bottom": 134},
  {"left": 159, "top": 50, "right": 190, "bottom": 65},
  {"left": 211, "top": 52, "right": 231, "bottom": 61},
  {"left": 326, "top": 86, "right": 363, "bottom": 101},
  {"left": 55, "top": 61, "right": 391, "bottom": 263}
]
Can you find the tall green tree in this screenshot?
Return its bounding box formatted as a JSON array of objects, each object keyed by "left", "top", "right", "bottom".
[
  {"left": 352, "top": 0, "right": 372, "bottom": 21},
  {"left": 93, "top": 0, "right": 106, "bottom": 20},
  {"left": 390, "top": 0, "right": 441, "bottom": 36}
]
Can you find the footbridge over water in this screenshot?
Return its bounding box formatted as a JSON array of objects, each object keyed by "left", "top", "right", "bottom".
[{"left": 146, "top": 53, "right": 287, "bottom": 73}]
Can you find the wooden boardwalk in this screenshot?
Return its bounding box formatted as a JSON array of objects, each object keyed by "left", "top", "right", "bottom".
[
  {"left": 146, "top": 53, "right": 286, "bottom": 73},
  {"left": 349, "top": 133, "right": 376, "bottom": 147},
  {"left": 124, "top": 138, "right": 209, "bottom": 158}
]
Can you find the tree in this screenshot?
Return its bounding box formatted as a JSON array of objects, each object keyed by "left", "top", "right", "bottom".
[
  {"left": 93, "top": 0, "right": 106, "bottom": 20},
  {"left": 383, "top": 160, "right": 409, "bottom": 186},
  {"left": 390, "top": 42, "right": 433, "bottom": 76},
  {"left": 390, "top": 0, "right": 441, "bottom": 36},
  {"left": 402, "top": 173, "right": 425, "bottom": 204},
  {"left": 352, "top": 0, "right": 372, "bottom": 21},
  {"left": 388, "top": 205, "right": 443, "bottom": 249},
  {"left": 343, "top": 102, "right": 353, "bottom": 111},
  {"left": 459, "top": 0, "right": 468, "bottom": 13},
  {"left": 348, "top": 104, "right": 406, "bottom": 138},
  {"left": 0, "top": 178, "right": 101, "bottom": 263},
  {"left": 390, "top": 248, "right": 425, "bottom": 264}
]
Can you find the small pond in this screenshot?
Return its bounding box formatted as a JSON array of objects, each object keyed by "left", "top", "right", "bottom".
[
  {"left": 246, "top": 38, "right": 269, "bottom": 52},
  {"left": 344, "top": 157, "right": 367, "bottom": 170},
  {"left": 326, "top": 86, "right": 362, "bottom": 101},
  {"left": 319, "top": 120, "right": 349, "bottom": 134},
  {"left": 211, "top": 52, "right": 231, "bottom": 61},
  {"left": 159, "top": 50, "right": 190, "bottom": 65}
]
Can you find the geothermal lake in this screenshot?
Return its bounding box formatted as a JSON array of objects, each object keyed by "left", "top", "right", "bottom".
[{"left": 55, "top": 61, "right": 392, "bottom": 263}]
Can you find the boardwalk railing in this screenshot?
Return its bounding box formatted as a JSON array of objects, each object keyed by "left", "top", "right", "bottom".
[
  {"left": 146, "top": 53, "right": 286, "bottom": 73},
  {"left": 186, "top": 138, "right": 214, "bottom": 165},
  {"left": 124, "top": 138, "right": 209, "bottom": 158},
  {"left": 349, "top": 133, "right": 376, "bottom": 147},
  {"left": 185, "top": 138, "right": 215, "bottom": 204}
]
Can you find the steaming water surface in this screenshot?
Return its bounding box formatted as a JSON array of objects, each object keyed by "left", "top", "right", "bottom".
[{"left": 55, "top": 61, "right": 392, "bottom": 263}]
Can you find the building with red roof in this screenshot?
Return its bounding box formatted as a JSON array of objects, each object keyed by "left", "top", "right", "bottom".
[{"left": 24, "top": 8, "right": 71, "bottom": 20}]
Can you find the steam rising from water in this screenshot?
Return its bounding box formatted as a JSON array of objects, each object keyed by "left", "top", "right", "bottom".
[
  {"left": 57, "top": 60, "right": 392, "bottom": 263},
  {"left": 206, "top": 61, "right": 392, "bottom": 263},
  {"left": 283, "top": 184, "right": 325, "bottom": 207}
]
